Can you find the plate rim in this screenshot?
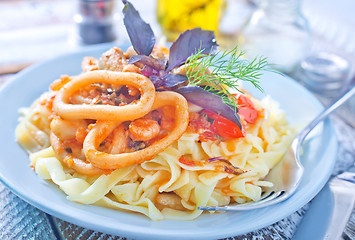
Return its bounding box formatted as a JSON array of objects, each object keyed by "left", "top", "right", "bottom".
[{"left": 0, "top": 44, "right": 338, "bottom": 239}]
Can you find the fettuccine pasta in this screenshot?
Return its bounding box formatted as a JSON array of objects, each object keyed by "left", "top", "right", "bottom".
[{"left": 16, "top": 46, "right": 294, "bottom": 221}]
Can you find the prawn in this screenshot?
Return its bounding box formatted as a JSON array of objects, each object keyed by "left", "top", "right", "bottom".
[
  {"left": 128, "top": 119, "right": 160, "bottom": 141},
  {"left": 50, "top": 118, "right": 88, "bottom": 141},
  {"left": 50, "top": 133, "right": 110, "bottom": 176},
  {"left": 108, "top": 123, "right": 129, "bottom": 154},
  {"left": 83, "top": 91, "right": 189, "bottom": 169}
]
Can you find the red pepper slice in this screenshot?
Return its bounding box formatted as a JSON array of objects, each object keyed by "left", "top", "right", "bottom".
[
  {"left": 203, "top": 110, "right": 245, "bottom": 139},
  {"left": 179, "top": 155, "right": 196, "bottom": 166},
  {"left": 235, "top": 94, "right": 258, "bottom": 124},
  {"left": 211, "top": 117, "right": 245, "bottom": 139}
]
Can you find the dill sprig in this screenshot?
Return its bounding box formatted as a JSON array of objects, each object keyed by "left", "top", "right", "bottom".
[{"left": 185, "top": 45, "right": 274, "bottom": 109}]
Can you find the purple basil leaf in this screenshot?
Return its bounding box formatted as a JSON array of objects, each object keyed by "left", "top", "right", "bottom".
[
  {"left": 176, "top": 86, "right": 242, "bottom": 129},
  {"left": 140, "top": 66, "right": 161, "bottom": 78},
  {"left": 128, "top": 55, "right": 165, "bottom": 77},
  {"left": 148, "top": 75, "right": 164, "bottom": 86},
  {"left": 128, "top": 55, "right": 165, "bottom": 70},
  {"left": 148, "top": 74, "right": 187, "bottom": 89},
  {"left": 166, "top": 28, "right": 218, "bottom": 72},
  {"left": 160, "top": 74, "right": 188, "bottom": 88},
  {"left": 122, "top": 1, "right": 155, "bottom": 56}
]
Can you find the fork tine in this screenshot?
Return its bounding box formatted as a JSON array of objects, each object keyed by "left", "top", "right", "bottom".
[
  {"left": 198, "top": 190, "right": 286, "bottom": 211},
  {"left": 260, "top": 191, "right": 275, "bottom": 201}
]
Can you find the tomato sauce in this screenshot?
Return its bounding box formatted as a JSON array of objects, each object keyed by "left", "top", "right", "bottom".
[{"left": 188, "top": 94, "right": 261, "bottom": 141}]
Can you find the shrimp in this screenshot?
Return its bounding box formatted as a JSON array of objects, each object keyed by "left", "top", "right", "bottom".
[
  {"left": 50, "top": 118, "right": 88, "bottom": 141},
  {"left": 50, "top": 118, "right": 110, "bottom": 176},
  {"left": 83, "top": 91, "right": 189, "bottom": 170},
  {"left": 50, "top": 132, "right": 109, "bottom": 176},
  {"left": 128, "top": 119, "right": 160, "bottom": 141},
  {"left": 108, "top": 124, "right": 129, "bottom": 154}
]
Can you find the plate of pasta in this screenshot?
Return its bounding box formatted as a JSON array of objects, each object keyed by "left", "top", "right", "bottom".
[
  {"left": 0, "top": 43, "right": 336, "bottom": 239},
  {"left": 0, "top": 2, "right": 337, "bottom": 239}
]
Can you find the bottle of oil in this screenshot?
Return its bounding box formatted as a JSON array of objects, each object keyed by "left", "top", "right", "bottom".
[{"left": 156, "top": 0, "right": 225, "bottom": 42}]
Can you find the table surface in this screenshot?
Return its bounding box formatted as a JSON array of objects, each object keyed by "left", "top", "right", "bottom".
[{"left": 0, "top": 0, "right": 354, "bottom": 239}]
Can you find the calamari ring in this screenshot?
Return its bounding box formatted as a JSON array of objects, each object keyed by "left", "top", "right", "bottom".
[
  {"left": 53, "top": 70, "right": 155, "bottom": 121},
  {"left": 83, "top": 91, "right": 189, "bottom": 169},
  {"left": 50, "top": 132, "right": 111, "bottom": 176}
]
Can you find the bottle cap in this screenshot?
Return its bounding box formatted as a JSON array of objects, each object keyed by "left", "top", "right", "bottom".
[{"left": 74, "top": 0, "right": 116, "bottom": 45}]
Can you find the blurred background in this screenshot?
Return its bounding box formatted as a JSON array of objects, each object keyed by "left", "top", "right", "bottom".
[
  {"left": 1, "top": 0, "right": 355, "bottom": 69},
  {"left": 1, "top": 0, "right": 354, "bottom": 122}
]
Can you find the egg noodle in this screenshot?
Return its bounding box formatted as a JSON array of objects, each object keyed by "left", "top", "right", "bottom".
[{"left": 15, "top": 46, "right": 294, "bottom": 220}]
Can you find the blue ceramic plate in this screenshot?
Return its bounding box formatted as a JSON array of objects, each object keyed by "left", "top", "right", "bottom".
[{"left": 0, "top": 44, "right": 337, "bottom": 240}]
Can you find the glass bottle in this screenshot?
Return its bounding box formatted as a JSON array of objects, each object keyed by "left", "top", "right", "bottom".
[
  {"left": 156, "top": 0, "right": 225, "bottom": 42},
  {"left": 238, "top": 0, "right": 311, "bottom": 73}
]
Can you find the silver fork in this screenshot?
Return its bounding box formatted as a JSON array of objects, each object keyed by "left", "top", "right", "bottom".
[{"left": 199, "top": 85, "right": 355, "bottom": 211}]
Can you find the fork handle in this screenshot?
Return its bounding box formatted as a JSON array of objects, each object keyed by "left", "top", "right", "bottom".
[{"left": 298, "top": 85, "right": 355, "bottom": 145}]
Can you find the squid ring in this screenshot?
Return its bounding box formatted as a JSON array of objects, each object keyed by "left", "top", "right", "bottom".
[
  {"left": 53, "top": 70, "right": 155, "bottom": 121},
  {"left": 50, "top": 132, "right": 111, "bottom": 176},
  {"left": 83, "top": 91, "right": 189, "bottom": 169}
]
